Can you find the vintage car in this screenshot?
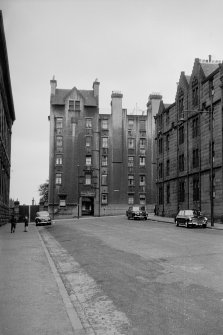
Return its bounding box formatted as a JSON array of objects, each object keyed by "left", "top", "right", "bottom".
[
  {"left": 175, "top": 209, "right": 208, "bottom": 228},
  {"left": 35, "top": 211, "right": 52, "bottom": 226},
  {"left": 126, "top": 205, "right": 148, "bottom": 220}
]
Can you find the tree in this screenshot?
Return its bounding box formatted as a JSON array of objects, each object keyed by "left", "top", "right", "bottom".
[{"left": 38, "top": 180, "right": 49, "bottom": 203}]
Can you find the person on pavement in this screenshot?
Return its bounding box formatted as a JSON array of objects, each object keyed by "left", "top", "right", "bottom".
[
  {"left": 24, "top": 216, "right": 29, "bottom": 232},
  {"left": 10, "top": 215, "right": 17, "bottom": 233}
]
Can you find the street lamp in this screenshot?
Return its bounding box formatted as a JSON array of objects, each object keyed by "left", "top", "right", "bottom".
[{"left": 77, "top": 164, "right": 80, "bottom": 219}]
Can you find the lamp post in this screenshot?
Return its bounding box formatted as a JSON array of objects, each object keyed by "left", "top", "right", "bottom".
[
  {"left": 77, "top": 164, "right": 80, "bottom": 219},
  {"left": 210, "top": 88, "right": 214, "bottom": 227}
]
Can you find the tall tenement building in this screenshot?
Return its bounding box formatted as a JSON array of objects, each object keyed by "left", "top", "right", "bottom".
[
  {"left": 155, "top": 56, "right": 223, "bottom": 222},
  {"left": 48, "top": 78, "right": 161, "bottom": 217},
  {"left": 0, "top": 12, "right": 15, "bottom": 225}
]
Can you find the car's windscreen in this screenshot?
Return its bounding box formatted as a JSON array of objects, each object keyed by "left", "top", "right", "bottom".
[
  {"left": 184, "top": 210, "right": 194, "bottom": 216},
  {"left": 132, "top": 207, "right": 140, "bottom": 211}
]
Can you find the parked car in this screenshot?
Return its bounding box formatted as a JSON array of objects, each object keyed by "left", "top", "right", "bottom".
[
  {"left": 126, "top": 205, "right": 148, "bottom": 220},
  {"left": 175, "top": 209, "right": 207, "bottom": 228},
  {"left": 35, "top": 211, "right": 52, "bottom": 226}
]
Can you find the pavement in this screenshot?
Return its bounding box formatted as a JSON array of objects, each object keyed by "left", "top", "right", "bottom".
[
  {"left": 0, "top": 214, "right": 222, "bottom": 335},
  {"left": 0, "top": 222, "right": 85, "bottom": 335}
]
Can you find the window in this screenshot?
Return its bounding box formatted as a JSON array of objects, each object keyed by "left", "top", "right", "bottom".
[
  {"left": 101, "top": 119, "right": 108, "bottom": 130},
  {"left": 86, "top": 136, "right": 91, "bottom": 147},
  {"left": 140, "top": 138, "right": 146, "bottom": 149},
  {"left": 139, "top": 157, "right": 145, "bottom": 166},
  {"left": 139, "top": 175, "right": 145, "bottom": 186},
  {"left": 179, "top": 126, "right": 184, "bottom": 144},
  {"left": 101, "top": 194, "right": 108, "bottom": 205},
  {"left": 128, "top": 156, "right": 134, "bottom": 167},
  {"left": 192, "top": 149, "right": 199, "bottom": 168},
  {"left": 85, "top": 156, "right": 92, "bottom": 166},
  {"left": 128, "top": 175, "right": 134, "bottom": 186},
  {"left": 179, "top": 96, "right": 184, "bottom": 118},
  {"left": 179, "top": 180, "right": 185, "bottom": 202},
  {"left": 68, "top": 100, "right": 74, "bottom": 110},
  {"left": 166, "top": 184, "right": 170, "bottom": 204},
  {"left": 55, "top": 173, "right": 62, "bottom": 185},
  {"left": 55, "top": 118, "right": 63, "bottom": 134},
  {"left": 101, "top": 155, "right": 108, "bottom": 166},
  {"left": 56, "top": 118, "right": 63, "bottom": 128},
  {"left": 179, "top": 154, "right": 184, "bottom": 172},
  {"left": 128, "top": 138, "right": 135, "bottom": 149},
  {"left": 86, "top": 118, "right": 92, "bottom": 128},
  {"left": 139, "top": 120, "right": 146, "bottom": 130},
  {"left": 75, "top": 100, "right": 80, "bottom": 111},
  {"left": 158, "top": 163, "right": 163, "bottom": 178},
  {"left": 192, "top": 117, "right": 199, "bottom": 138},
  {"left": 128, "top": 119, "right": 134, "bottom": 129},
  {"left": 166, "top": 134, "right": 169, "bottom": 151},
  {"left": 140, "top": 131, "right": 146, "bottom": 138},
  {"left": 128, "top": 196, "right": 134, "bottom": 205},
  {"left": 166, "top": 159, "right": 170, "bottom": 176},
  {"left": 159, "top": 186, "right": 163, "bottom": 205},
  {"left": 193, "top": 176, "right": 199, "bottom": 201},
  {"left": 139, "top": 194, "right": 146, "bottom": 205},
  {"left": 158, "top": 138, "right": 163, "bottom": 154},
  {"left": 56, "top": 136, "right": 63, "bottom": 147},
  {"left": 59, "top": 199, "right": 66, "bottom": 207},
  {"left": 85, "top": 174, "right": 91, "bottom": 185},
  {"left": 56, "top": 155, "right": 62, "bottom": 165},
  {"left": 101, "top": 174, "right": 108, "bottom": 185},
  {"left": 192, "top": 78, "right": 198, "bottom": 107},
  {"left": 102, "top": 137, "right": 108, "bottom": 148}
]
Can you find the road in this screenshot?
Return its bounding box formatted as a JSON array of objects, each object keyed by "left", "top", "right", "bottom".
[{"left": 40, "top": 216, "right": 223, "bottom": 335}]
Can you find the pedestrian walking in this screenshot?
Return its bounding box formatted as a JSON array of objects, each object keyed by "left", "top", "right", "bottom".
[
  {"left": 24, "top": 216, "right": 29, "bottom": 232},
  {"left": 10, "top": 215, "right": 17, "bottom": 233}
]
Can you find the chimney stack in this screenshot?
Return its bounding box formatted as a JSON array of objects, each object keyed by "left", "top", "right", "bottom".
[
  {"left": 93, "top": 79, "right": 100, "bottom": 105},
  {"left": 50, "top": 75, "right": 57, "bottom": 95}
]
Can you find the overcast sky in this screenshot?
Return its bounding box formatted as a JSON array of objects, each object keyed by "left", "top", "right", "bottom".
[{"left": 2, "top": 0, "right": 223, "bottom": 205}]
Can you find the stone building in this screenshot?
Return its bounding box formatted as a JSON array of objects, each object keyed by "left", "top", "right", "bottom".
[
  {"left": 155, "top": 56, "right": 223, "bottom": 222},
  {"left": 48, "top": 78, "right": 160, "bottom": 217},
  {"left": 0, "top": 12, "right": 15, "bottom": 225}
]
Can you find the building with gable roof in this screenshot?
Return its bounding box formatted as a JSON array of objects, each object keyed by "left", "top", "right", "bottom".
[
  {"left": 0, "top": 11, "right": 15, "bottom": 225},
  {"left": 48, "top": 79, "right": 161, "bottom": 217},
  {"left": 155, "top": 56, "right": 223, "bottom": 222}
]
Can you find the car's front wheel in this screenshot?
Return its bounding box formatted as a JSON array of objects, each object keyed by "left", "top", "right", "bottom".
[
  {"left": 175, "top": 220, "right": 179, "bottom": 227},
  {"left": 186, "top": 221, "right": 190, "bottom": 228}
]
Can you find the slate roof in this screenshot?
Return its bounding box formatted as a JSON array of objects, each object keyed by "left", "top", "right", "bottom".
[
  {"left": 51, "top": 88, "right": 97, "bottom": 106},
  {"left": 200, "top": 62, "right": 219, "bottom": 78},
  {"left": 185, "top": 75, "right": 190, "bottom": 84}
]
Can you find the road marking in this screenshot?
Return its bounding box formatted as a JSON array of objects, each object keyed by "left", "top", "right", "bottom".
[{"left": 39, "top": 229, "right": 131, "bottom": 335}]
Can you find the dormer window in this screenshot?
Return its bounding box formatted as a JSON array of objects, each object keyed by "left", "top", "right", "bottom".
[
  {"left": 75, "top": 100, "right": 80, "bottom": 111},
  {"left": 68, "top": 99, "right": 74, "bottom": 111}
]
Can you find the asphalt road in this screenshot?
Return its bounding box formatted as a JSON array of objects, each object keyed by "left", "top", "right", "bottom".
[{"left": 41, "top": 216, "right": 223, "bottom": 335}]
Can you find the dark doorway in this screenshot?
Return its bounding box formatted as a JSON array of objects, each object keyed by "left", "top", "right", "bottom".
[{"left": 82, "top": 197, "right": 94, "bottom": 216}]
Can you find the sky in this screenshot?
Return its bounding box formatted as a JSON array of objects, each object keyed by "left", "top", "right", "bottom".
[{"left": 1, "top": 0, "right": 223, "bottom": 205}]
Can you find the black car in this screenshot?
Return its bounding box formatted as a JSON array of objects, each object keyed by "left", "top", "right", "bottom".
[
  {"left": 175, "top": 209, "right": 207, "bottom": 228},
  {"left": 126, "top": 205, "right": 148, "bottom": 220},
  {"left": 35, "top": 211, "right": 52, "bottom": 226}
]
